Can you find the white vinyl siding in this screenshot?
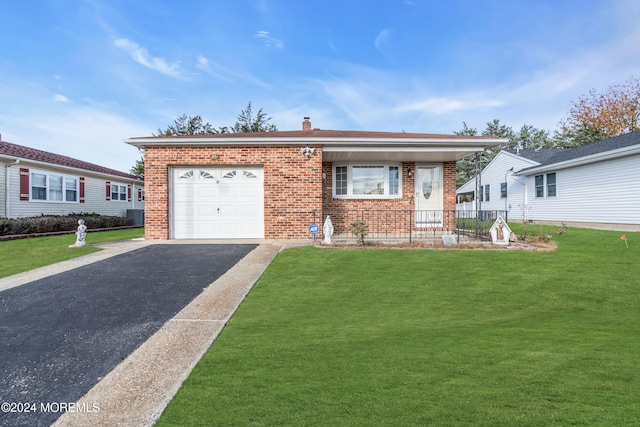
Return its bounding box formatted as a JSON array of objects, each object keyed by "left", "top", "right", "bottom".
[
  {"left": 4, "top": 164, "right": 144, "bottom": 218},
  {"left": 527, "top": 154, "right": 640, "bottom": 224}
]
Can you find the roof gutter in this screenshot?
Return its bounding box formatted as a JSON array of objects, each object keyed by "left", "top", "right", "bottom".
[{"left": 124, "top": 136, "right": 506, "bottom": 149}]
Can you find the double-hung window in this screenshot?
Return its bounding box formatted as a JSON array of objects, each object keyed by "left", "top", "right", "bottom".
[
  {"left": 546, "top": 173, "right": 556, "bottom": 197},
  {"left": 484, "top": 184, "right": 490, "bottom": 202},
  {"left": 535, "top": 173, "right": 557, "bottom": 197},
  {"left": 30, "top": 171, "right": 79, "bottom": 203},
  {"left": 501, "top": 182, "right": 507, "bottom": 198},
  {"left": 535, "top": 175, "right": 544, "bottom": 198},
  {"left": 111, "top": 184, "right": 128, "bottom": 201},
  {"left": 333, "top": 164, "right": 401, "bottom": 199}
]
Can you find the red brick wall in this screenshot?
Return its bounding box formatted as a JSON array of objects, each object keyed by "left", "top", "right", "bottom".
[{"left": 144, "top": 145, "right": 322, "bottom": 240}]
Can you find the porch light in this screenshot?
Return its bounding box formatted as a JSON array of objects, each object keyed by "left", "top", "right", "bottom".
[
  {"left": 300, "top": 146, "right": 315, "bottom": 157},
  {"left": 408, "top": 168, "right": 413, "bottom": 177}
]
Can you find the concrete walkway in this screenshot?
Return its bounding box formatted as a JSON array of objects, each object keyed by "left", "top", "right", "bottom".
[{"left": 0, "top": 238, "right": 308, "bottom": 427}]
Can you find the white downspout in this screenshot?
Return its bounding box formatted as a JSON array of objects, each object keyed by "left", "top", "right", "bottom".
[
  {"left": 131, "top": 182, "right": 136, "bottom": 210},
  {"left": 6, "top": 159, "right": 21, "bottom": 218},
  {"left": 511, "top": 173, "right": 527, "bottom": 222}
]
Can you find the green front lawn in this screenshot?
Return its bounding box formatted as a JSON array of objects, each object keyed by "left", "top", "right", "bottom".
[
  {"left": 0, "top": 228, "right": 144, "bottom": 278},
  {"left": 157, "top": 227, "right": 640, "bottom": 426}
]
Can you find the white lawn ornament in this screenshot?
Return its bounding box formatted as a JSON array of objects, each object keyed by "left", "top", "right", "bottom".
[
  {"left": 69, "top": 219, "right": 87, "bottom": 248},
  {"left": 322, "top": 215, "right": 334, "bottom": 245}
]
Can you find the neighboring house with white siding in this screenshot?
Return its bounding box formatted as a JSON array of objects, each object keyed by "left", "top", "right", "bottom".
[
  {"left": 1, "top": 139, "right": 144, "bottom": 219},
  {"left": 457, "top": 130, "right": 640, "bottom": 229}
]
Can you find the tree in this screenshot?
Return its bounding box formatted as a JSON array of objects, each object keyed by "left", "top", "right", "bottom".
[
  {"left": 455, "top": 119, "right": 553, "bottom": 187},
  {"left": 515, "top": 124, "right": 553, "bottom": 150},
  {"left": 454, "top": 122, "right": 480, "bottom": 187},
  {"left": 154, "top": 114, "right": 221, "bottom": 136},
  {"left": 130, "top": 154, "right": 144, "bottom": 178},
  {"left": 228, "top": 102, "right": 278, "bottom": 133},
  {"left": 556, "top": 77, "right": 640, "bottom": 146}
]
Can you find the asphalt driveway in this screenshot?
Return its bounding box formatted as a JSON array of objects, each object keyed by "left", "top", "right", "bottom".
[{"left": 0, "top": 243, "right": 257, "bottom": 427}]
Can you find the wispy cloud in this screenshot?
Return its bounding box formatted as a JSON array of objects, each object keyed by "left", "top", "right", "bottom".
[
  {"left": 374, "top": 28, "right": 393, "bottom": 56},
  {"left": 397, "top": 97, "right": 505, "bottom": 115},
  {"left": 255, "top": 31, "right": 284, "bottom": 48},
  {"left": 195, "top": 55, "right": 231, "bottom": 81},
  {"left": 373, "top": 28, "right": 393, "bottom": 59},
  {"left": 195, "top": 54, "right": 272, "bottom": 89},
  {"left": 52, "top": 94, "right": 69, "bottom": 103},
  {"left": 113, "top": 38, "right": 184, "bottom": 79}
]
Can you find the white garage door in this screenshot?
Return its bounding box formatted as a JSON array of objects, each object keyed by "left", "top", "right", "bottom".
[{"left": 172, "top": 167, "right": 264, "bottom": 239}]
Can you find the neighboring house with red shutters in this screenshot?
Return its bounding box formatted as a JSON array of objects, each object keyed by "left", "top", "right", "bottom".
[
  {"left": 1, "top": 138, "right": 144, "bottom": 219},
  {"left": 125, "top": 118, "right": 504, "bottom": 240}
]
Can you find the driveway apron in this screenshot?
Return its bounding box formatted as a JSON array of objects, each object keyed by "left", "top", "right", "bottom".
[{"left": 0, "top": 243, "right": 256, "bottom": 427}]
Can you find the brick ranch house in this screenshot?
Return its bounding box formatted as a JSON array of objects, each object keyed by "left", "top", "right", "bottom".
[{"left": 125, "top": 118, "right": 503, "bottom": 240}]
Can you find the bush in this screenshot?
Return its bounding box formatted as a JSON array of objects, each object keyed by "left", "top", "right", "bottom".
[
  {"left": 348, "top": 219, "right": 368, "bottom": 246},
  {"left": 0, "top": 213, "right": 133, "bottom": 236}
]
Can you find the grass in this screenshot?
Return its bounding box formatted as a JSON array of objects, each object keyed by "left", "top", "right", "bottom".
[
  {"left": 157, "top": 227, "right": 640, "bottom": 426},
  {"left": 0, "top": 228, "right": 143, "bottom": 278}
]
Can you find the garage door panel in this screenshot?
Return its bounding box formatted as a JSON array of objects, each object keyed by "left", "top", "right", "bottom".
[
  {"left": 218, "top": 205, "right": 238, "bottom": 216},
  {"left": 219, "top": 186, "right": 239, "bottom": 198},
  {"left": 198, "top": 187, "right": 216, "bottom": 198},
  {"left": 172, "top": 167, "right": 264, "bottom": 239},
  {"left": 242, "top": 205, "right": 261, "bottom": 216},
  {"left": 174, "top": 204, "right": 195, "bottom": 216},
  {"left": 196, "top": 205, "right": 217, "bottom": 217},
  {"left": 240, "top": 186, "right": 261, "bottom": 197}
]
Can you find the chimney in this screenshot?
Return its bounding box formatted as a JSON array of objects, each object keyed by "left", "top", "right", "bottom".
[{"left": 302, "top": 117, "right": 311, "bottom": 131}]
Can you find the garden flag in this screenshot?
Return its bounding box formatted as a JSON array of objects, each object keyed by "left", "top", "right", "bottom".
[{"left": 621, "top": 235, "right": 628, "bottom": 248}]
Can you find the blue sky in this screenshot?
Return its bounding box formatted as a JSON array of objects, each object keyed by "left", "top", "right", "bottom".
[{"left": 0, "top": 0, "right": 638, "bottom": 173}]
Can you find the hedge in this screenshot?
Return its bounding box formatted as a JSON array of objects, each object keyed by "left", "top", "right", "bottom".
[{"left": 0, "top": 213, "right": 133, "bottom": 237}]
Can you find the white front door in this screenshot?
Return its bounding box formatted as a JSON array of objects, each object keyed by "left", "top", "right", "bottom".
[
  {"left": 172, "top": 167, "right": 264, "bottom": 239},
  {"left": 414, "top": 165, "right": 443, "bottom": 227}
]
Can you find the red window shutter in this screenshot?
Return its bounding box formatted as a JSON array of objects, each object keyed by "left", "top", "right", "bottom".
[
  {"left": 106, "top": 181, "right": 111, "bottom": 200},
  {"left": 137, "top": 188, "right": 142, "bottom": 201},
  {"left": 127, "top": 185, "right": 132, "bottom": 202},
  {"left": 79, "top": 177, "right": 85, "bottom": 203},
  {"left": 19, "top": 168, "right": 30, "bottom": 201}
]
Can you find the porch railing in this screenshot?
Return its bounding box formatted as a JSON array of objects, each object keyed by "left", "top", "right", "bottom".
[{"left": 313, "top": 209, "right": 506, "bottom": 243}]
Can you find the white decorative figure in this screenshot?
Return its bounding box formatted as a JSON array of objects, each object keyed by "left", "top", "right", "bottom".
[
  {"left": 489, "top": 215, "right": 511, "bottom": 246},
  {"left": 69, "top": 219, "right": 87, "bottom": 248},
  {"left": 322, "top": 215, "right": 334, "bottom": 245}
]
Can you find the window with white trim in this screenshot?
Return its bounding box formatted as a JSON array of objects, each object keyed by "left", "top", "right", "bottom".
[
  {"left": 332, "top": 164, "right": 401, "bottom": 198},
  {"left": 30, "top": 171, "right": 78, "bottom": 203},
  {"left": 535, "top": 173, "right": 557, "bottom": 198},
  {"left": 111, "top": 184, "right": 128, "bottom": 201},
  {"left": 546, "top": 173, "right": 556, "bottom": 197},
  {"left": 535, "top": 175, "right": 544, "bottom": 198}
]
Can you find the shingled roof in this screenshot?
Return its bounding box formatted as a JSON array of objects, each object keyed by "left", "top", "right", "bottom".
[
  {"left": 0, "top": 139, "right": 141, "bottom": 180},
  {"left": 506, "top": 130, "right": 640, "bottom": 168}
]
